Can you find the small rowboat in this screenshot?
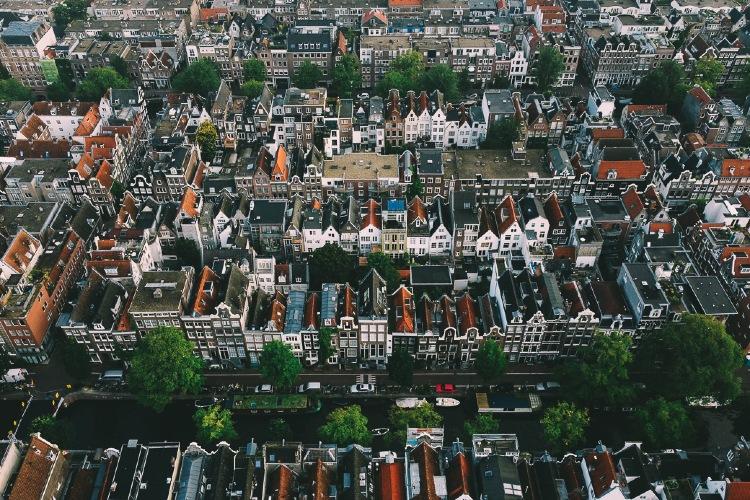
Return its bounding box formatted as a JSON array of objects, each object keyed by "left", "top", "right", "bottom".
[
  {"left": 396, "top": 398, "right": 428, "bottom": 409},
  {"left": 435, "top": 397, "right": 460, "bottom": 407},
  {"left": 371, "top": 428, "right": 390, "bottom": 436}
]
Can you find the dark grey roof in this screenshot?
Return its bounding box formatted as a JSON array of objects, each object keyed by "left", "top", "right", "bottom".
[
  {"left": 683, "top": 276, "right": 737, "bottom": 316},
  {"left": 249, "top": 199, "right": 287, "bottom": 225},
  {"left": 416, "top": 148, "right": 443, "bottom": 175},
  {"left": 410, "top": 265, "right": 452, "bottom": 285}
]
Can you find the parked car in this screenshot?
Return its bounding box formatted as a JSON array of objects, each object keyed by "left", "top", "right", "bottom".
[
  {"left": 435, "top": 384, "right": 456, "bottom": 393},
  {"left": 467, "top": 93, "right": 478, "bottom": 100},
  {"left": 350, "top": 383, "right": 376, "bottom": 394},
  {"left": 535, "top": 382, "right": 561, "bottom": 392},
  {"left": 194, "top": 397, "right": 219, "bottom": 408},
  {"left": 358, "top": 92, "right": 370, "bottom": 99},
  {"left": 254, "top": 384, "right": 274, "bottom": 394},
  {"left": 297, "top": 382, "right": 322, "bottom": 393}
]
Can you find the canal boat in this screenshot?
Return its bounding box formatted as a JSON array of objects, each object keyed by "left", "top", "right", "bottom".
[
  {"left": 395, "top": 398, "right": 428, "bottom": 409},
  {"left": 371, "top": 428, "right": 389, "bottom": 436},
  {"left": 435, "top": 397, "right": 460, "bottom": 407}
]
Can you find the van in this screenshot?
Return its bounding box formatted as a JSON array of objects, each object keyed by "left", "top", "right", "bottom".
[
  {"left": 99, "top": 370, "right": 125, "bottom": 383},
  {"left": 297, "top": 382, "right": 322, "bottom": 393}
]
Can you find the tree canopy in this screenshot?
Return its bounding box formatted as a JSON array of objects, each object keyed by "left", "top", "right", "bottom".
[
  {"left": 376, "top": 51, "right": 424, "bottom": 97},
  {"left": 482, "top": 117, "right": 521, "bottom": 149},
  {"left": 475, "top": 339, "right": 507, "bottom": 381},
  {"left": 52, "top": 0, "right": 88, "bottom": 27},
  {"left": 534, "top": 46, "right": 565, "bottom": 93},
  {"left": 332, "top": 53, "right": 362, "bottom": 98},
  {"left": 387, "top": 349, "right": 414, "bottom": 387},
  {"left": 292, "top": 61, "right": 324, "bottom": 89},
  {"left": 78, "top": 67, "right": 129, "bottom": 101},
  {"left": 194, "top": 405, "right": 238, "bottom": 443},
  {"left": 319, "top": 405, "right": 372, "bottom": 445},
  {"left": 172, "top": 59, "right": 221, "bottom": 98},
  {"left": 692, "top": 58, "right": 724, "bottom": 96},
  {"left": 633, "top": 60, "right": 689, "bottom": 115},
  {"left": 269, "top": 418, "right": 293, "bottom": 440},
  {"left": 636, "top": 314, "right": 742, "bottom": 403},
  {"left": 30, "top": 415, "right": 73, "bottom": 447},
  {"left": 420, "top": 64, "right": 460, "bottom": 101},
  {"left": 46, "top": 81, "right": 71, "bottom": 101},
  {"left": 196, "top": 121, "right": 218, "bottom": 162},
  {"left": 388, "top": 402, "right": 443, "bottom": 447},
  {"left": 241, "top": 80, "right": 265, "bottom": 99},
  {"left": 60, "top": 338, "right": 92, "bottom": 381},
  {"left": 243, "top": 59, "right": 267, "bottom": 82},
  {"left": 635, "top": 398, "right": 694, "bottom": 449},
  {"left": 259, "top": 340, "right": 302, "bottom": 389},
  {"left": 317, "top": 327, "right": 336, "bottom": 365},
  {"left": 557, "top": 332, "right": 634, "bottom": 408},
  {"left": 128, "top": 326, "right": 204, "bottom": 412},
  {"left": 0, "top": 79, "right": 33, "bottom": 102},
  {"left": 367, "top": 252, "right": 401, "bottom": 292},
  {"left": 541, "top": 402, "right": 589, "bottom": 453},
  {"left": 463, "top": 414, "right": 500, "bottom": 441},
  {"left": 309, "top": 243, "right": 356, "bottom": 289}
]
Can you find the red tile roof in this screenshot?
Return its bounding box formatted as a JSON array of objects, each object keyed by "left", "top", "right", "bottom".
[
  {"left": 388, "top": 0, "right": 422, "bottom": 7},
  {"left": 304, "top": 292, "right": 319, "bottom": 329},
  {"left": 8, "top": 139, "right": 72, "bottom": 159},
  {"left": 648, "top": 222, "right": 673, "bottom": 234},
  {"left": 596, "top": 160, "right": 647, "bottom": 180},
  {"left": 553, "top": 246, "right": 576, "bottom": 260},
  {"left": 446, "top": 452, "right": 472, "bottom": 500},
  {"left": 362, "top": 8, "right": 388, "bottom": 25},
  {"left": 392, "top": 286, "right": 414, "bottom": 333},
  {"left": 721, "top": 158, "right": 750, "bottom": 177},
  {"left": 456, "top": 293, "right": 477, "bottom": 335},
  {"left": 622, "top": 186, "right": 644, "bottom": 219},
  {"left": 74, "top": 106, "right": 101, "bottom": 136},
  {"left": 688, "top": 86, "right": 712, "bottom": 105},
  {"left": 272, "top": 145, "right": 289, "bottom": 181},
  {"left": 269, "top": 292, "right": 287, "bottom": 331},
  {"left": 625, "top": 104, "right": 667, "bottom": 114},
  {"left": 591, "top": 128, "right": 625, "bottom": 140},
  {"left": 2, "top": 229, "right": 40, "bottom": 274},
  {"left": 411, "top": 442, "right": 439, "bottom": 500},
  {"left": 408, "top": 196, "right": 427, "bottom": 223},
  {"left": 9, "top": 435, "right": 63, "bottom": 500},
  {"left": 727, "top": 482, "right": 750, "bottom": 500},
  {"left": 95, "top": 159, "right": 114, "bottom": 190},
  {"left": 495, "top": 195, "right": 519, "bottom": 234},
  {"left": 193, "top": 266, "right": 219, "bottom": 315},
  {"left": 584, "top": 451, "right": 617, "bottom": 498},
  {"left": 378, "top": 462, "right": 405, "bottom": 500},
  {"left": 362, "top": 199, "right": 381, "bottom": 230},
  {"left": 180, "top": 187, "right": 200, "bottom": 218}
]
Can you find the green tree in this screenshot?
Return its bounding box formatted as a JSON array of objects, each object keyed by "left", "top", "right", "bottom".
[
  {"left": 0, "top": 79, "right": 32, "bottom": 101},
  {"left": 738, "top": 65, "right": 750, "bottom": 99},
  {"left": 317, "top": 327, "right": 336, "bottom": 365},
  {"left": 332, "top": 53, "right": 362, "bottom": 98},
  {"left": 633, "top": 60, "right": 689, "bottom": 115},
  {"left": 482, "top": 117, "right": 520, "bottom": 149},
  {"left": 259, "top": 340, "right": 302, "bottom": 389},
  {"left": 421, "top": 64, "right": 460, "bottom": 101},
  {"left": 172, "top": 59, "right": 221, "bottom": 98},
  {"left": 367, "top": 252, "right": 401, "bottom": 292},
  {"left": 269, "top": 418, "right": 293, "bottom": 440},
  {"left": 463, "top": 413, "right": 500, "bottom": 440},
  {"left": 637, "top": 314, "right": 742, "bottom": 403},
  {"left": 173, "top": 238, "right": 202, "bottom": 269},
  {"left": 319, "top": 405, "right": 372, "bottom": 445},
  {"left": 492, "top": 75, "right": 511, "bottom": 89},
  {"left": 51, "top": 0, "right": 88, "bottom": 27},
  {"left": 109, "top": 55, "right": 130, "bottom": 81},
  {"left": 475, "top": 339, "right": 507, "bottom": 381},
  {"left": 692, "top": 58, "right": 724, "bottom": 95},
  {"left": 405, "top": 170, "right": 424, "bottom": 200},
  {"left": 60, "top": 339, "right": 92, "bottom": 381},
  {"left": 0, "top": 62, "right": 9, "bottom": 80},
  {"left": 0, "top": 349, "right": 12, "bottom": 374},
  {"left": 387, "top": 349, "right": 414, "bottom": 387},
  {"left": 128, "top": 326, "right": 204, "bottom": 412},
  {"left": 376, "top": 51, "right": 424, "bottom": 97},
  {"left": 541, "top": 402, "right": 589, "bottom": 452},
  {"left": 110, "top": 180, "right": 125, "bottom": 200},
  {"left": 195, "top": 121, "right": 218, "bottom": 162},
  {"left": 46, "top": 81, "right": 71, "bottom": 101},
  {"left": 292, "top": 61, "right": 324, "bottom": 88},
  {"left": 241, "top": 80, "right": 265, "bottom": 99},
  {"left": 635, "top": 398, "right": 694, "bottom": 449},
  {"left": 243, "top": 59, "right": 267, "bottom": 82},
  {"left": 557, "top": 332, "right": 634, "bottom": 408},
  {"left": 534, "top": 46, "right": 565, "bottom": 93},
  {"left": 388, "top": 402, "right": 443, "bottom": 447},
  {"left": 458, "top": 68, "right": 473, "bottom": 94},
  {"left": 193, "top": 405, "right": 238, "bottom": 443},
  {"left": 78, "top": 67, "right": 128, "bottom": 101},
  {"left": 29, "top": 415, "right": 73, "bottom": 447},
  {"left": 309, "top": 243, "right": 356, "bottom": 289}
]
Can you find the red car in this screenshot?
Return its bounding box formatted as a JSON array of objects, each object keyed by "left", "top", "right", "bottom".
[{"left": 435, "top": 384, "right": 456, "bottom": 393}]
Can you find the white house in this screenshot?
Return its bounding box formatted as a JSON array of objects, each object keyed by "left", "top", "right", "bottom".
[
  {"left": 518, "top": 195, "right": 549, "bottom": 247},
  {"left": 359, "top": 198, "right": 382, "bottom": 254},
  {"left": 428, "top": 197, "right": 453, "bottom": 256},
  {"left": 407, "top": 197, "right": 430, "bottom": 256}
]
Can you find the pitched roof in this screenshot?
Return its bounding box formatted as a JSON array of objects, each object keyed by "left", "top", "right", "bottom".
[
  {"left": 496, "top": 195, "right": 519, "bottom": 234},
  {"left": 304, "top": 292, "right": 319, "bottom": 329},
  {"left": 391, "top": 286, "right": 415, "bottom": 333},
  {"left": 456, "top": 293, "right": 478, "bottom": 335},
  {"left": 721, "top": 158, "right": 750, "bottom": 177},
  {"left": 180, "top": 187, "right": 200, "bottom": 218},
  {"left": 446, "top": 452, "right": 472, "bottom": 500},
  {"left": 591, "top": 128, "right": 625, "bottom": 140},
  {"left": 378, "top": 462, "right": 405, "bottom": 500},
  {"left": 74, "top": 105, "right": 101, "bottom": 136},
  {"left": 2, "top": 229, "right": 40, "bottom": 274},
  {"left": 688, "top": 86, "right": 712, "bottom": 105},
  {"left": 596, "top": 160, "right": 647, "bottom": 180},
  {"left": 622, "top": 186, "right": 644, "bottom": 219},
  {"left": 193, "top": 266, "right": 220, "bottom": 315},
  {"left": 362, "top": 199, "right": 381, "bottom": 230},
  {"left": 272, "top": 144, "right": 289, "bottom": 181},
  {"left": 727, "top": 482, "right": 750, "bottom": 500},
  {"left": 584, "top": 450, "right": 617, "bottom": 498},
  {"left": 9, "top": 435, "right": 64, "bottom": 500}
]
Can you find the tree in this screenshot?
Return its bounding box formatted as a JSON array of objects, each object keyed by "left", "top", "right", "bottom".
[
  {"left": 463, "top": 414, "right": 500, "bottom": 440},
  {"left": 292, "top": 61, "right": 324, "bottom": 89},
  {"left": 367, "top": 252, "right": 401, "bottom": 292},
  {"left": 492, "top": 75, "right": 511, "bottom": 89},
  {"left": 633, "top": 60, "right": 689, "bottom": 115},
  {"left": 458, "top": 68, "right": 473, "bottom": 94},
  {"left": 319, "top": 405, "right": 372, "bottom": 445},
  {"left": 193, "top": 405, "right": 237, "bottom": 443},
  {"left": 110, "top": 180, "right": 125, "bottom": 200},
  {"left": 541, "top": 402, "right": 589, "bottom": 452},
  {"left": 172, "top": 59, "right": 221, "bottom": 98},
  {"left": 388, "top": 402, "right": 443, "bottom": 447},
  {"left": 534, "top": 46, "right": 565, "bottom": 93},
  {"left": 0, "top": 349, "right": 10, "bottom": 374},
  {"left": 317, "top": 327, "right": 336, "bottom": 365},
  {"left": 635, "top": 398, "right": 694, "bottom": 449},
  {"left": 243, "top": 59, "right": 267, "bottom": 82},
  {"left": 332, "top": 53, "right": 362, "bottom": 98},
  {"left": 128, "top": 326, "right": 204, "bottom": 412},
  {"left": 46, "top": 81, "right": 71, "bottom": 101},
  {"left": 0, "top": 62, "right": 9, "bottom": 80},
  {"left": 482, "top": 117, "right": 520, "bottom": 149},
  {"left": 692, "top": 58, "right": 724, "bottom": 95},
  {"left": 60, "top": 339, "right": 92, "bottom": 381},
  {"left": 387, "top": 349, "right": 414, "bottom": 387},
  {"left": 30, "top": 415, "right": 73, "bottom": 447},
  {"left": 309, "top": 243, "right": 356, "bottom": 289},
  {"left": 405, "top": 169, "right": 424, "bottom": 200},
  {"left": 738, "top": 66, "right": 750, "bottom": 99},
  {"left": 195, "top": 121, "right": 218, "bottom": 162},
  {"left": 420, "top": 64, "right": 460, "bottom": 102},
  {"left": 109, "top": 55, "right": 130, "bottom": 81},
  {"left": 173, "top": 238, "right": 202, "bottom": 270},
  {"left": 636, "top": 314, "right": 742, "bottom": 403},
  {"left": 269, "top": 418, "right": 293, "bottom": 440},
  {"left": 51, "top": 0, "right": 88, "bottom": 27},
  {"left": 557, "top": 332, "right": 634, "bottom": 408},
  {"left": 475, "top": 340, "right": 507, "bottom": 381},
  {"left": 78, "top": 67, "right": 128, "bottom": 101},
  {"left": 241, "top": 80, "right": 265, "bottom": 99},
  {"left": 376, "top": 51, "right": 424, "bottom": 97},
  {"left": 259, "top": 341, "right": 302, "bottom": 389},
  {"left": 0, "top": 79, "right": 32, "bottom": 101}
]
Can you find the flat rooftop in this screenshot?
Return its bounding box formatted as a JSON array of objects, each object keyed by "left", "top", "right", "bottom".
[
  {"left": 684, "top": 276, "right": 737, "bottom": 316},
  {"left": 323, "top": 153, "right": 399, "bottom": 180},
  {"left": 446, "top": 149, "right": 548, "bottom": 180},
  {"left": 130, "top": 270, "right": 188, "bottom": 312}
]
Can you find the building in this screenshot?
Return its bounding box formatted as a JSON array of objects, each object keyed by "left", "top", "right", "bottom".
[{"left": 0, "top": 19, "right": 56, "bottom": 93}]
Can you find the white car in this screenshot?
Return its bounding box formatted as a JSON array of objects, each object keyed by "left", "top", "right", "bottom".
[
  {"left": 358, "top": 92, "right": 370, "bottom": 99},
  {"left": 350, "top": 383, "right": 376, "bottom": 394},
  {"left": 254, "top": 384, "right": 274, "bottom": 394}
]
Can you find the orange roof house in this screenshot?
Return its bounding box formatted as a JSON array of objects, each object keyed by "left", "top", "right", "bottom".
[
  {"left": 390, "top": 285, "right": 415, "bottom": 333},
  {"left": 596, "top": 160, "right": 647, "bottom": 180},
  {"left": 721, "top": 158, "right": 750, "bottom": 177},
  {"left": 1, "top": 229, "right": 41, "bottom": 277},
  {"left": 272, "top": 145, "right": 289, "bottom": 182},
  {"left": 179, "top": 187, "right": 201, "bottom": 218},
  {"left": 8, "top": 435, "right": 68, "bottom": 500}
]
